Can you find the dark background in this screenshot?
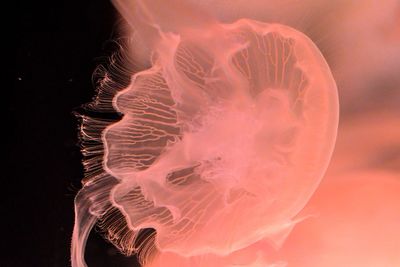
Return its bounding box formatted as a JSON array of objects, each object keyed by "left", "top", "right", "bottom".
[{"left": 11, "top": 1, "right": 138, "bottom": 266}]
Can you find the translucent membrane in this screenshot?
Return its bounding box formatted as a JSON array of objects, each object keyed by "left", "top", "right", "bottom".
[{"left": 72, "top": 1, "right": 338, "bottom": 266}]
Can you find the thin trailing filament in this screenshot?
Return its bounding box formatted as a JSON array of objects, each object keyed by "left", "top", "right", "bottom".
[{"left": 72, "top": 1, "right": 339, "bottom": 266}]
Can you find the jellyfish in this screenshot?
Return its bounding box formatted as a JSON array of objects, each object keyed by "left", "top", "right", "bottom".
[{"left": 71, "top": 1, "right": 339, "bottom": 266}]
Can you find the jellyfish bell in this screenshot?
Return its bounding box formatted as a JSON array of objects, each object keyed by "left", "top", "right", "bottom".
[
  {"left": 103, "top": 17, "right": 338, "bottom": 257},
  {"left": 72, "top": 1, "right": 339, "bottom": 266}
]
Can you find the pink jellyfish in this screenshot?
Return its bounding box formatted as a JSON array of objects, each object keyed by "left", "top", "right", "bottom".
[{"left": 72, "top": 1, "right": 338, "bottom": 266}]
